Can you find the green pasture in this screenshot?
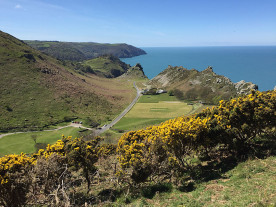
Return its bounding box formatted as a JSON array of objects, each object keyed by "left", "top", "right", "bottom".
[
  {"left": 138, "top": 93, "right": 178, "bottom": 103},
  {"left": 125, "top": 102, "right": 193, "bottom": 119},
  {"left": 112, "top": 117, "right": 168, "bottom": 131},
  {"left": 0, "top": 127, "right": 84, "bottom": 156},
  {"left": 113, "top": 94, "right": 203, "bottom": 132}
]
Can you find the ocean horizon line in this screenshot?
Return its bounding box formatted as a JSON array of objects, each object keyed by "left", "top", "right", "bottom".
[
  {"left": 121, "top": 46, "right": 276, "bottom": 91},
  {"left": 138, "top": 45, "right": 276, "bottom": 48}
]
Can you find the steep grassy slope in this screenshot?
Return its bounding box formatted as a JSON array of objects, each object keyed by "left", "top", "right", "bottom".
[
  {"left": 24, "top": 40, "right": 146, "bottom": 61},
  {"left": 0, "top": 31, "right": 135, "bottom": 132}
]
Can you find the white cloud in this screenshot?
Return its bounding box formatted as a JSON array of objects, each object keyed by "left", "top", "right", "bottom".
[{"left": 15, "top": 4, "right": 22, "bottom": 9}]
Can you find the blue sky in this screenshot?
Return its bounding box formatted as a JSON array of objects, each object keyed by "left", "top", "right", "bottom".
[{"left": 0, "top": 0, "right": 276, "bottom": 46}]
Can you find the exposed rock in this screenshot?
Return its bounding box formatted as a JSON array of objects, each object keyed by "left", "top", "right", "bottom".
[
  {"left": 40, "top": 67, "right": 57, "bottom": 75},
  {"left": 189, "top": 79, "right": 201, "bottom": 85},
  {"left": 203, "top": 66, "right": 213, "bottom": 73},
  {"left": 235, "top": 80, "right": 258, "bottom": 94},
  {"left": 119, "top": 63, "right": 148, "bottom": 79},
  {"left": 134, "top": 63, "right": 143, "bottom": 69},
  {"left": 149, "top": 65, "right": 258, "bottom": 104}
]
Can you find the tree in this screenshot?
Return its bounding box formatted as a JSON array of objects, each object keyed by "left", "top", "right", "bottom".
[
  {"left": 172, "top": 89, "right": 184, "bottom": 100},
  {"left": 31, "top": 134, "right": 37, "bottom": 144}
]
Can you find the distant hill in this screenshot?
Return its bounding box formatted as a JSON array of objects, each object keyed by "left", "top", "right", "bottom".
[
  {"left": 24, "top": 40, "right": 146, "bottom": 61},
  {"left": 82, "top": 55, "right": 130, "bottom": 78},
  {"left": 149, "top": 66, "right": 258, "bottom": 104},
  {"left": 0, "top": 31, "right": 134, "bottom": 131}
]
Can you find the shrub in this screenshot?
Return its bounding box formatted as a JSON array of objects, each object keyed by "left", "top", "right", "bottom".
[
  {"left": 63, "top": 136, "right": 103, "bottom": 191},
  {"left": 117, "top": 90, "right": 276, "bottom": 184},
  {"left": 33, "top": 136, "right": 104, "bottom": 191},
  {"left": 198, "top": 90, "right": 276, "bottom": 157},
  {"left": 117, "top": 116, "right": 210, "bottom": 183},
  {"left": 172, "top": 89, "right": 184, "bottom": 100},
  {"left": 30, "top": 154, "right": 70, "bottom": 205},
  {"left": 0, "top": 153, "right": 35, "bottom": 207}
]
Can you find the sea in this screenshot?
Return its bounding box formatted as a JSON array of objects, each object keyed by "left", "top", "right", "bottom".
[{"left": 121, "top": 46, "right": 276, "bottom": 91}]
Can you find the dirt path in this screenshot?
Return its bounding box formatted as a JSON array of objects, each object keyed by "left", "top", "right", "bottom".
[{"left": 0, "top": 123, "right": 93, "bottom": 140}]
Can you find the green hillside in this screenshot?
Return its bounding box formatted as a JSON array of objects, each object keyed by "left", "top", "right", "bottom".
[
  {"left": 83, "top": 55, "right": 130, "bottom": 78},
  {"left": 0, "top": 31, "right": 135, "bottom": 132},
  {"left": 24, "top": 40, "right": 146, "bottom": 61}
]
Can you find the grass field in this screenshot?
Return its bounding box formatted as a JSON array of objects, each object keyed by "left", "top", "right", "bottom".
[
  {"left": 112, "top": 93, "right": 203, "bottom": 132},
  {"left": 138, "top": 93, "right": 179, "bottom": 103},
  {"left": 124, "top": 102, "right": 193, "bottom": 119},
  {"left": 114, "top": 156, "right": 276, "bottom": 206},
  {"left": 0, "top": 127, "right": 83, "bottom": 156},
  {"left": 112, "top": 117, "right": 169, "bottom": 131}
]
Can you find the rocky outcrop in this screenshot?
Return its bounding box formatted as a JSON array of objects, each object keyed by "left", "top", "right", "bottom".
[
  {"left": 235, "top": 80, "right": 258, "bottom": 94},
  {"left": 149, "top": 65, "right": 258, "bottom": 103},
  {"left": 120, "top": 63, "right": 148, "bottom": 79}
]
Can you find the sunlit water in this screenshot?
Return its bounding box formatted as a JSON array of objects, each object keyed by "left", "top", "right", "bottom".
[{"left": 121, "top": 46, "right": 276, "bottom": 91}]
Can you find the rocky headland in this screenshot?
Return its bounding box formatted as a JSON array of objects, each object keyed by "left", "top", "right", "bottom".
[{"left": 149, "top": 66, "right": 258, "bottom": 103}]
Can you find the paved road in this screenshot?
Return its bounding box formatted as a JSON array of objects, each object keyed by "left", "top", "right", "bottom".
[
  {"left": 94, "top": 82, "right": 142, "bottom": 135},
  {"left": 0, "top": 82, "right": 140, "bottom": 139}
]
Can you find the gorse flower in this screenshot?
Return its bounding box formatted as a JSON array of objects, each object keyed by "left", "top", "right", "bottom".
[
  {"left": 1, "top": 135, "right": 116, "bottom": 186},
  {"left": 0, "top": 153, "right": 35, "bottom": 184},
  {"left": 117, "top": 90, "right": 276, "bottom": 183}
]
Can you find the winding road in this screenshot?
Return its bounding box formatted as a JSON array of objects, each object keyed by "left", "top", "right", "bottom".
[
  {"left": 94, "top": 81, "right": 142, "bottom": 135},
  {"left": 0, "top": 82, "right": 141, "bottom": 139}
]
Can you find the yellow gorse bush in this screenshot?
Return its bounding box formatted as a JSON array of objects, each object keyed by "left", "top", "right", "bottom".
[
  {"left": 117, "top": 114, "right": 211, "bottom": 183},
  {"left": 0, "top": 131, "right": 119, "bottom": 206},
  {"left": 117, "top": 90, "right": 276, "bottom": 183},
  {"left": 199, "top": 90, "right": 276, "bottom": 141},
  {"left": 1, "top": 135, "right": 112, "bottom": 186},
  {"left": 33, "top": 139, "right": 65, "bottom": 159},
  {"left": 0, "top": 153, "right": 35, "bottom": 184}
]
